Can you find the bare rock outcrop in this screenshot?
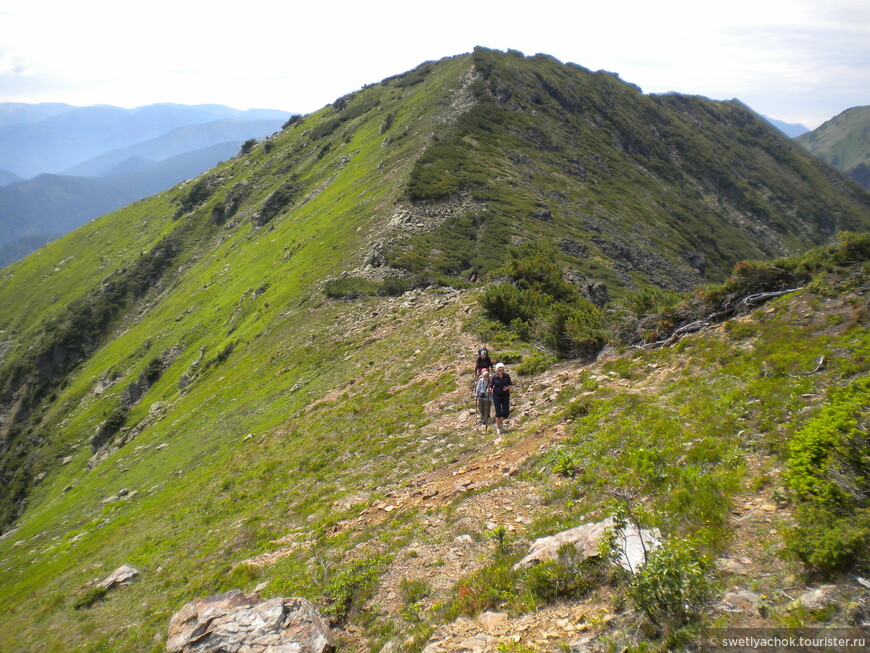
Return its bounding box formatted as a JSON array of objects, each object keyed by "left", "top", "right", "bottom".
[
  {"left": 98, "top": 564, "right": 139, "bottom": 589},
  {"left": 166, "top": 590, "right": 333, "bottom": 653},
  {"left": 514, "top": 516, "right": 660, "bottom": 573}
]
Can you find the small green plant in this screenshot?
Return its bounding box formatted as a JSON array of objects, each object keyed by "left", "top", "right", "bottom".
[
  {"left": 399, "top": 578, "right": 430, "bottom": 606},
  {"left": 324, "top": 555, "right": 390, "bottom": 622},
  {"left": 548, "top": 449, "right": 581, "bottom": 477},
  {"left": 490, "top": 525, "right": 510, "bottom": 555}
]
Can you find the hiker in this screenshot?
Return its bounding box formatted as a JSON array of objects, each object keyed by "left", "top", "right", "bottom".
[
  {"left": 474, "top": 368, "right": 492, "bottom": 426},
  {"left": 474, "top": 347, "right": 493, "bottom": 379},
  {"left": 488, "top": 362, "right": 513, "bottom": 434}
]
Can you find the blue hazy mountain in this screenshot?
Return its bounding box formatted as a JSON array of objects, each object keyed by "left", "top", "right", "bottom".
[
  {"left": 0, "top": 103, "right": 74, "bottom": 129},
  {"left": 63, "top": 118, "right": 285, "bottom": 177},
  {"left": 0, "top": 140, "right": 254, "bottom": 266},
  {"left": 0, "top": 169, "right": 21, "bottom": 187},
  {"left": 0, "top": 103, "right": 293, "bottom": 178},
  {"left": 762, "top": 114, "right": 810, "bottom": 138}
]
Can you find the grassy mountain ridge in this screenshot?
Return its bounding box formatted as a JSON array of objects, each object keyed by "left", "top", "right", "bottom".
[
  {"left": 378, "top": 49, "right": 870, "bottom": 292},
  {"left": 0, "top": 48, "right": 869, "bottom": 650},
  {"left": 796, "top": 105, "right": 870, "bottom": 189}
]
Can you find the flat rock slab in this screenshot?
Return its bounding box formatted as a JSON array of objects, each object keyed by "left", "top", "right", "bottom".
[
  {"left": 514, "top": 516, "right": 660, "bottom": 573},
  {"left": 166, "top": 589, "right": 333, "bottom": 653},
  {"left": 98, "top": 564, "right": 139, "bottom": 589}
]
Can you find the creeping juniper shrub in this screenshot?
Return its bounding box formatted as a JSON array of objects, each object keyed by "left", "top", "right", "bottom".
[
  {"left": 239, "top": 138, "right": 257, "bottom": 155},
  {"left": 514, "top": 351, "right": 555, "bottom": 376},
  {"left": 480, "top": 243, "right": 608, "bottom": 359},
  {"left": 784, "top": 376, "right": 870, "bottom": 575},
  {"left": 324, "top": 555, "right": 390, "bottom": 622},
  {"left": 628, "top": 538, "right": 710, "bottom": 633},
  {"left": 523, "top": 542, "right": 613, "bottom": 603},
  {"left": 323, "top": 278, "right": 380, "bottom": 299},
  {"left": 72, "top": 586, "right": 107, "bottom": 610}
]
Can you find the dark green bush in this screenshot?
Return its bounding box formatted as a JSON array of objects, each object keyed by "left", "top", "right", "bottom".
[
  {"left": 563, "top": 301, "right": 609, "bottom": 359},
  {"left": 480, "top": 283, "right": 546, "bottom": 324},
  {"left": 628, "top": 538, "right": 710, "bottom": 632},
  {"left": 253, "top": 183, "right": 300, "bottom": 226},
  {"left": 239, "top": 138, "right": 257, "bottom": 155},
  {"left": 324, "top": 278, "right": 380, "bottom": 299},
  {"left": 90, "top": 404, "right": 128, "bottom": 452},
  {"left": 523, "top": 543, "right": 611, "bottom": 603},
  {"left": 178, "top": 176, "right": 215, "bottom": 212},
  {"left": 514, "top": 351, "right": 554, "bottom": 376},
  {"left": 380, "top": 112, "right": 395, "bottom": 135},
  {"left": 325, "top": 555, "right": 389, "bottom": 622},
  {"left": 479, "top": 244, "right": 609, "bottom": 360},
  {"left": 507, "top": 243, "right": 578, "bottom": 302},
  {"left": 72, "top": 586, "right": 107, "bottom": 610}
]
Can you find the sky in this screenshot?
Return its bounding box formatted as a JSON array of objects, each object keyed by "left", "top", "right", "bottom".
[{"left": 1, "top": 0, "right": 868, "bottom": 129}]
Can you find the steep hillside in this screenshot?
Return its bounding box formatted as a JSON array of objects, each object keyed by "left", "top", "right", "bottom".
[
  {"left": 0, "top": 48, "right": 869, "bottom": 652},
  {"left": 797, "top": 106, "right": 870, "bottom": 189}
]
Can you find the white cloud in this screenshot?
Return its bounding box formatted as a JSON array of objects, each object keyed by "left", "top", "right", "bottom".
[{"left": 0, "top": 0, "right": 867, "bottom": 125}]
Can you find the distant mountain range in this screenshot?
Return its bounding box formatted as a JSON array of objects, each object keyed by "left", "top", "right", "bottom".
[
  {"left": 0, "top": 169, "right": 21, "bottom": 186},
  {"left": 796, "top": 106, "right": 870, "bottom": 190},
  {"left": 0, "top": 103, "right": 292, "bottom": 178},
  {"left": 761, "top": 114, "right": 810, "bottom": 138},
  {"left": 0, "top": 103, "right": 293, "bottom": 266}
]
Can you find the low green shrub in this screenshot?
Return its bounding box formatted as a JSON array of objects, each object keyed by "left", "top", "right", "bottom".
[
  {"left": 523, "top": 543, "right": 612, "bottom": 603},
  {"left": 450, "top": 555, "right": 520, "bottom": 617},
  {"left": 783, "top": 377, "right": 870, "bottom": 575},
  {"left": 628, "top": 538, "right": 710, "bottom": 632},
  {"left": 324, "top": 278, "right": 380, "bottom": 299},
  {"left": 515, "top": 351, "right": 555, "bottom": 376},
  {"left": 399, "top": 578, "right": 430, "bottom": 606},
  {"left": 480, "top": 244, "right": 608, "bottom": 360},
  {"left": 72, "top": 586, "right": 107, "bottom": 610},
  {"left": 239, "top": 139, "right": 257, "bottom": 155},
  {"left": 324, "top": 555, "right": 390, "bottom": 622},
  {"left": 786, "top": 504, "right": 870, "bottom": 575}
]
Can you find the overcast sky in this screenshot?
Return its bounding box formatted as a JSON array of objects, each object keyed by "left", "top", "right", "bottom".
[{"left": 1, "top": 0, "right": 868, "bottom": 129}]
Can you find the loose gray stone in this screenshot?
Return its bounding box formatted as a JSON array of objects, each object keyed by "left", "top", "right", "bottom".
[{"left": 166, "top": 589, "right": 333, "bottom": 653}]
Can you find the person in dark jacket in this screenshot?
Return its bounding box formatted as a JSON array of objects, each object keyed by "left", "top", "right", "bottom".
[
  {"left": 488, "top": 362, "right": 513, "bottom": 434},
  {"left": 474, "top": 347, "right": 493, "bottom": 379}
]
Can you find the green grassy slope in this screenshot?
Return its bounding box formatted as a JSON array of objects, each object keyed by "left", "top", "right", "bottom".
[
  {"left": 796, "top": 105, "right": 870, "bottom": 189},
  {"left": 0, "top": 49, "right": 869, "bottom": 651}
]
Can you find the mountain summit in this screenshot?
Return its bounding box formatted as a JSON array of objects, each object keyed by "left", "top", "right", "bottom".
[
  {"left": 796, "top": 105, "right": 870, "bottom": 190},
  {"left": 1, "top": 48, "right": 869, "bottom": 651}
]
